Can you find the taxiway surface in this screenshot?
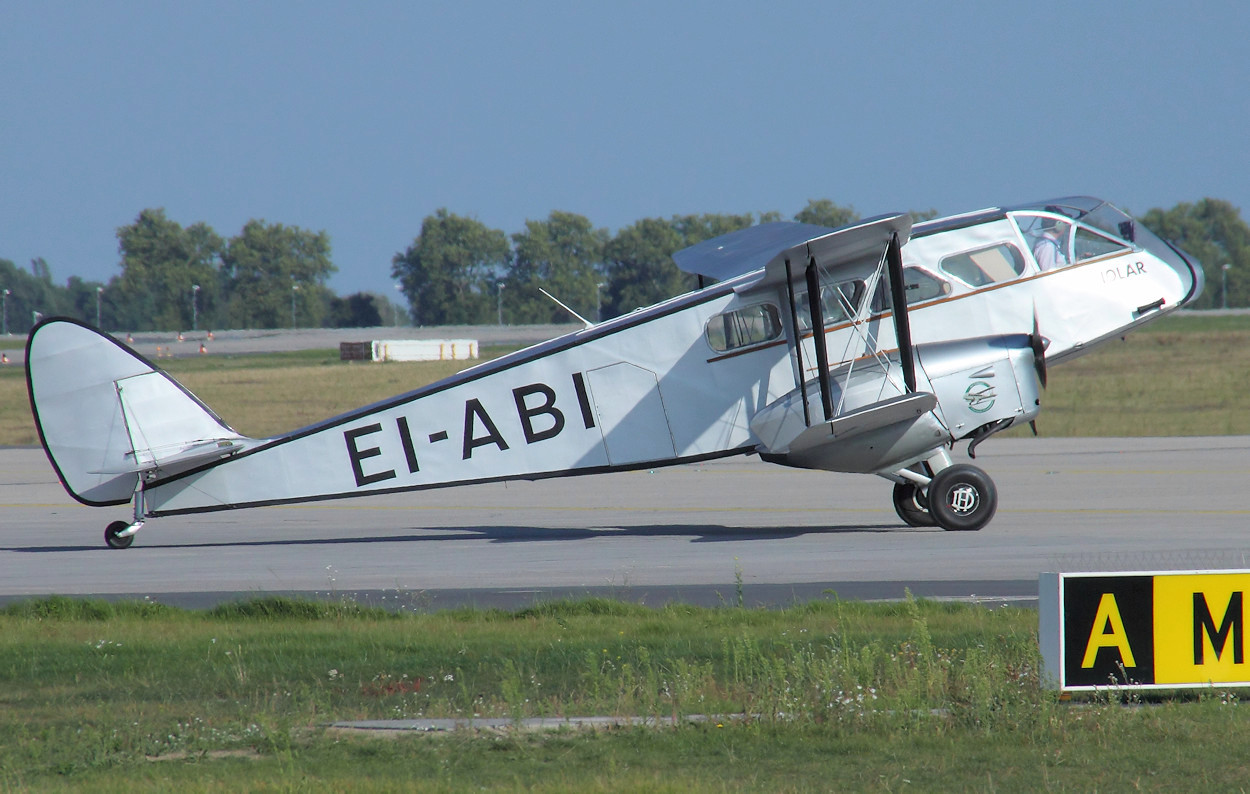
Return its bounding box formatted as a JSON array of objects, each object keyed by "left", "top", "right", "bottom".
[{"left": 2, "top": 437, "right": 1248, "bottom": 608}]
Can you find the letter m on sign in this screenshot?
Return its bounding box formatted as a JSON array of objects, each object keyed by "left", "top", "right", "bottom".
[{"left": 1194, "top": 591, "right": 1244, "bottom": 665}]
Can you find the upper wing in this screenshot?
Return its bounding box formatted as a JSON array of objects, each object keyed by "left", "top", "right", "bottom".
[
  {"left": 671, "top": 222, "right": 836, "bottom": 283},
  {"left": 671, "top": 215, "right": 913, "bottom": 287},
  {"left": 753, "top": 213, "right": 912, "bottom": 290}
]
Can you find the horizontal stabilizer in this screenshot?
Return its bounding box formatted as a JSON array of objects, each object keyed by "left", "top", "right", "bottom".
[{"left": 88, "top": 439, "right": 249, "bottom": 476}]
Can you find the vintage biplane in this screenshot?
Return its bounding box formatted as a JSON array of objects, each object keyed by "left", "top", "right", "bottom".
[{"left": 26, "top": 197, "right": 1203, "bottom": 547}]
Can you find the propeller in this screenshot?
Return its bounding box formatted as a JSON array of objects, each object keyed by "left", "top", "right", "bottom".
[
  {"left": 1029, "top": 313, "right": 1049, "bottom": 389},
  {"left": 1028, "top": 310, "right": 1048, "bottom": 438}
]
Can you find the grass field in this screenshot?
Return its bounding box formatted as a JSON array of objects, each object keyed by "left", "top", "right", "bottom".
[
  {"left": 3, "top": 595, "right": 1247, "bottom": 791},
  {"left": 4, "top": 315, "right": 1250, "bottom": 447},
  {"left": 1011, "top": 314, "right": 1250, "bottom": 437}
]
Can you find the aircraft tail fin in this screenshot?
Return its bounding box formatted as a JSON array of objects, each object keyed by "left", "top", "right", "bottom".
[{"left": 26, "top": 318, "right": 254, "bottom": 507}]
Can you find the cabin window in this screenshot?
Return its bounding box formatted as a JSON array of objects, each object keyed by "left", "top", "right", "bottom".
[
  {"left": 794, "top": 279, "right": 866, "bottom": 331},
  {"left": 939, "top": 243, "right": 1026, "bottom": 286},
  {"left": 903, "top": 268, "right": 951, "bottom": 304},
  {"left": 706, "top": 302, "right": 783, "bottom": 352}
]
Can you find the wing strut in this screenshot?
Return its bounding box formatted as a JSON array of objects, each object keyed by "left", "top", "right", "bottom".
[
  {"left": 885, "top": 232, "right": 917, "bottom": 393},
  {"left": 783, "top": 258, "right": 811, "bottom": 428},
  {"left": 804, "top": 257, "right": 834, "bottom": 421}
]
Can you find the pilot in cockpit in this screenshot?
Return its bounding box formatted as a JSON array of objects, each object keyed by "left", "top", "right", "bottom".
[{"left": 1031, "top": 216, "right": 1071, "bottom": 271}]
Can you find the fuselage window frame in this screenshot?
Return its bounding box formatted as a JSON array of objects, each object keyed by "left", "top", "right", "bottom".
[
  {"left": 902, "top": 266, "right": 952, "bottom": 305},
  {"left": 705, "top": 302, "right": 784, "bottom": 353}
]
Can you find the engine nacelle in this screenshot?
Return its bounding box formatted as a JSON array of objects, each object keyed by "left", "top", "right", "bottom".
[{"left": 916, "top": 334, "right": 1042, "bottom": 441}]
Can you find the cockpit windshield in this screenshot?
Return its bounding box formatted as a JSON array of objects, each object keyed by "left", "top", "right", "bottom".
[{"left": 1008, "top": 197, "right": 1192, "bottom": 278}]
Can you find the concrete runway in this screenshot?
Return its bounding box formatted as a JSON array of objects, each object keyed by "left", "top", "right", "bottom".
[{"left": 2, "top": 436, "right": 1249, "bottom": 609}]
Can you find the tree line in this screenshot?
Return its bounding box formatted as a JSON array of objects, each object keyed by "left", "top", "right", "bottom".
[
  {"left": 0, "top": 209, "right": 394, "bottom": 336},
  {"left": 395, "top": 201, "right": 876, "bottom": 327},
  {"left": 2, "top": 198, "right": 1247, "bottom": 336}
]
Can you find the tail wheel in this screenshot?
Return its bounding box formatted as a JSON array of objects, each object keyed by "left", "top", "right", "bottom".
[
  {"left": 927, "top": 464, "right": 997, "bottom": 532},
  {"left": 105, "top": 521, "right": 134, "bottom": 549},
  {"left": 892, "top": 482, "right": 936, "bottom": 527}
]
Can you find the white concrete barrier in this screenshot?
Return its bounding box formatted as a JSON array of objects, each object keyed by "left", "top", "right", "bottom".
[{"left": 370, "top": 339, "right": 478, "bottom": 362}]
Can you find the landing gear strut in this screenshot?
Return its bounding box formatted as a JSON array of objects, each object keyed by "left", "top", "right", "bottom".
[
  {"left": 891, "top": 462, "right": 936, "bottom": 527},
  {"left": 104, "top": 479, "right": 147, "bottom": 549},
  {"left": 891, "top": 481, "right": 935, "bottom": 527}
]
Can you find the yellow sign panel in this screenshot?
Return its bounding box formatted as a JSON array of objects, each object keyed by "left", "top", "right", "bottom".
[{"left": 1153, "top": 572, "right": 1250, "bottom": 685}]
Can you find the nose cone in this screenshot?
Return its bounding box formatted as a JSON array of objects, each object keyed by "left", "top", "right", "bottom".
[
  {"left": 1125, "top": 213, "right": 1204, "bottom": 307},
  {"left": 1180, "top": 249, "right": 1206, "bottom": 306},
  {"left": 1145, "top": 234, "right": 1205, "bottom": 307}
]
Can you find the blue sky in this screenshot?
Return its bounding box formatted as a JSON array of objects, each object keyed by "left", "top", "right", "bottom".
[{"left": 3, "top": 1, "right": 1247, "bottom": 299}]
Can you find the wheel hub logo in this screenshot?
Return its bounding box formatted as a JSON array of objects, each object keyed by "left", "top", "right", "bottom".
[{"left": 949, "top": 484, "right": 980, "bottom": 515}]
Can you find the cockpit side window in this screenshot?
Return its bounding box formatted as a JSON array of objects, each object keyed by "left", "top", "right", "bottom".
[
  {"left": 705, "top": 302, "right": 783, "bottom": 353},
  {"left": 1015, "top": 212, "right": 1131, "bottom": 270},
  {"left": 939, "top": 243, "right": 1027, "bottom": 286},
  {"left": 1073, "top": 226, "right": 1131, "bottom": 262}
]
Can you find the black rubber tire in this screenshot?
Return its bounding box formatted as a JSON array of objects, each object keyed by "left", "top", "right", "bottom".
[
  {"left": 928, "top": 464, "right": 997, "bottom": 532},
  {"left": 892, "top": 482, "right": 936, "bottom": 527},
  {"left": 104, "top": 520, "right": 134, "bottom": 549}
]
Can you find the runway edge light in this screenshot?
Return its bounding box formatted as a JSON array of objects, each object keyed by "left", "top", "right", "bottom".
[{"left": 1040, "top": 570, "right": 1250, "bottom": 693}]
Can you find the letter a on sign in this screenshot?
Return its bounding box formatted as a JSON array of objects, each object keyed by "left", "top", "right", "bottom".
[{"left": 1082, "top": 593, "right": 1137, "bottom": 668}]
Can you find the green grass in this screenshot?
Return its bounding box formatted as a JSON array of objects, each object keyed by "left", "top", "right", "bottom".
[
  {"left": 1, "top": 595, "right": 1247, "bottom": 791},
  {"left": 162, "top": 347, "right": 351, "bottom": 371}
]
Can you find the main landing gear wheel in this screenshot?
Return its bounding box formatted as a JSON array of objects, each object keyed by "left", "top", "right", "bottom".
[
  {"left": 892, "top": 482, "right": 936, "bottom": 527},
  {"left": 104, "top": 521, "right": 135, "bottom": 549},
  {"left": 927, "top": 464, "right": 997, "bottom": 532}
]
